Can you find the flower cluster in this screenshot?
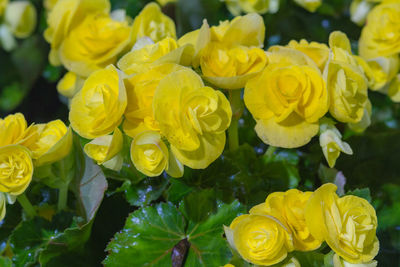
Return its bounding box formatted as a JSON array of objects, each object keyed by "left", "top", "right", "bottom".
[
  {"left": 224, "top": 183, "right": 379, "bottom": 266},
  {"left": 244, "top": 31, "right": 370, "bottom": 167},
  {"left": 357, "top": 0, "right": 400, "bottom": 102},
  {"left": 0, "top": 0, "right": 36, "bottom": 51},
  {"left": 45, "top": 1, "right": 232, "bottom": 177},
  {"left": 44, "top": 0, "right": 377, "bottom": 173},
  {"left": 0, "top": 113, "right": 72, "bottom": 220}
]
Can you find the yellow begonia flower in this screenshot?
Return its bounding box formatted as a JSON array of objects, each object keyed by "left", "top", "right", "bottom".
[
  {"left": 57, "top": 72, "right": 85, "bottom": 98},
  {"left": 333, "top": 253, "right": 377, "bottom": 267},
  {"left": 84, "top": 128, "right": 123, "bottom": 171},
  {"left": 69, "top": 65, "right": 127, "bottom": 139},
  {"left": 179, "top": 13, "right": 266, "bottom": 89},
  {"left": 244, "top": 47, "right": 328, "bottom": 148},
  {"left": 0, "top": 0, "right": 8, "bottom": 16},
  {"left": 44, "top": 0, "right": 110, "bottom": 66},
  {"left": 305, "top": 183, "right": 379, "bottom": 264},
  {"left": 0, "top": 113, "right": 30, "bottom": 146},
  {"left": 250, "top": 189, "right": 322, "bottom": 251},
  {"left": 130, "top": 131, "right": 183, "bottom": 178},
  {"left": 223, "top": 264, "right": 235, "bottom": 267},
  {"left": 153, "top": 68, "right": 232, "bottom": 169},
  {"left": 60, "top": 14, "right": 131, "bottom": 77},
  {"left": 319, "top": 123, "right": 353, "bottom": 168},
  {"left": 117, "top": 37, "right": 194, "bottom": 75},
  {"left": 388, "top": 74, "right": 400, "bottom": 102},
  {"left": 350, "top": 0, "right": 374, "bottom": 26},
  {"left": 224, "top": 214, "right": 294, "bottom": 266},
  {"left": 0, "top": 192, "right": 5, "bottom": 221},
  {"left": 324, "top": 31, "right": 369, "bottom": 124},
  {"left": 131, "top": 2, "right": 176, "bottom": 43},
  {"left": 293, "top": 0, "right": 322, "bottom": 12},
  {"left": 43, "top": 0, "right": 59, "bottom": 12},
  {"left": 4, "top": 1, "right": 36, "bottom": 38},
  {"left": 24, "top": 120, "right": 73, "bottom": 166},
  {"left": 359, "top": 2, "right": 400, "bottom": 59},
  {"left": 0, "top": 145, "right": 33, "bottom": 196},
  {"left": 348, "top": 99, "right": 372, "bottom": 133},
  {"left": 287, "top": 39, "right": 330, "bottom": 71},
  {"left": 123, "top": 63, "right": 187, "bottom": 138}
]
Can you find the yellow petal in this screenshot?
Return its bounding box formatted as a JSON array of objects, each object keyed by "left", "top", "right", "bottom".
[{"left": 255, "top": 114, "right": 320, "bottom": 148}]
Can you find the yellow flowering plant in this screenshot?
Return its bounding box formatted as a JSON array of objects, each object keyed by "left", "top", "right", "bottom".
[{"left": 1, "top": 0, "right": 395, "bottom": 266}]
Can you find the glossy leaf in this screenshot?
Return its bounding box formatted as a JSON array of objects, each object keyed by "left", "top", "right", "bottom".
[{"left": 104, "top": 200, "right": 245, "bottom": 266}]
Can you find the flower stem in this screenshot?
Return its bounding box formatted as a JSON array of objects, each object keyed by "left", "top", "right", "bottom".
[
  {"left": 264, "top": 146, "right": 277, "bottom": 158},
  {"left": 57, "top": 184, "right": 69, "bottom": 212},
  {"left": 228, "top": 90, "right": 243, "bottom": 151},
  {"left": 17, "top": 193, "right": 36, "bottom": 218}
]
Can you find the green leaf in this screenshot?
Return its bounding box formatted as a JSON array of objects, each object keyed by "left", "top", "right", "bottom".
[
  {"left": 118, "top": 177, "right": 169, "bottom": 207},
  {"left": 38, "top": 219, "right": 94, "bottom": 265},
  {"left": 165, "top": 179, "right": 194, "bottom": 204},
  {"left": 9, "top": 212, "right": 73, "bottom": 266},
  {"left": 183, "top": 188, "right": 216, "bottom": 222},
  {"left": 185, "top": 200, "right": 246, "bottom": 266},
  {"left": 346, "top": 188, "right": 372, "bottom": 203},
  {"left": 104, "top": 202, "right": 185, "bottom": 267},
  {"left": 76, "top": 154, "right": 108, "bottom": 222},
  {"left": 0, "top": 256, "right": 12, "bottom": 267},
  {"left": 293, "top": 251, "right": 326, "bottom": 267},
  {"left": 104, "top": 200, "right": 245, "bottom": 266}
]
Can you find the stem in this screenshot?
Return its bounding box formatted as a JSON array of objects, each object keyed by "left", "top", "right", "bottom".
[
  {"left": 228, "top": 90, "right": 243, "bottom": 151},
  {"left": 264, "top": 146, "right": 277, "bottom": 158},
  {"left": 17, "top": 193, "right": 36, "bottom": 218},
  {"left": 57, "top": 184, "right": 69, "bottom": 211}
]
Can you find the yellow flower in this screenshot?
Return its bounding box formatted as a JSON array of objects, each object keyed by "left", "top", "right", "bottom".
[
  {"left": 359, "top": 2, "right": 400, "bottom": 59},
  {"left": 319, "top": 123, "right": 353, "bottom": 168},
  {"left": 84, "top": 128, "right": 123, "bottom": 171},
  {"left": 224, "top": 214, "right": 293, "bottom": 266},
  {"left": 350, "top": 0, "right": 374, "bottom": 26},
  {"left": 131, "top": 2, "right": 176, "bottom": 43},
  {"left": 325, "top": 32, "right": 369, "bottom": 123},
  {"left": 305, "top": 183, "right": 379, "bottom": 264},
  {"left": 333, "top": 253, "right": 377, "bottom": 267},
  {"left": 250, "top": 189, "right": 322, "bottom": 251},
  {"left": 287, "top": 39, "right": 330, "bottom": 71},
  {"left": 388, "top": 74, "right": 400, "bottom": 102},
  {"left": 57, "top": 72, "right": 85, "bottom": 98},
  {"left": 69, "top": 65, "right": 127, "bottom": 139},
  {"left": 4, "top": 1, "right": 36, "bottom": 38},
  {"left": 130, "top": 131, "right": 183, "bottom": 177},
  {"left": 24, "top": 120, "right": 73, "bottom": 166},
  {"left": 59, "top": 14, "right": 131, "bottom": 77},
  {"left": 200, "top": 42, "right": 267, "bottom": 89},
  {"left": 44, "top": 0, "right": 110, "bottom": 65},
  {"left": 117, "top": 37, "right": 194, "bottom": 75},
  {"left": 0, "top": 145, "right": 33, "bottom": 196},
  {"left": 223, "top": 264, "right": 235, "bottom": 267},
  {"left": 244, "top": 47, "right": 328, "bottom": 148},
  {"left": 355, "top": 55, "right": 399, "bottom": 91},
  {"left": 153, "top": 68, "right": 232, "bottom": 169},
  {"left": 0, "top": 0, "right": 8, "bottom": 16},
  {"left": 293, "top": 0, "right": 322, "bottom": 12},
  {"left": 0, "top": 113, "right": 30, "bottom": 146},
  {"left": 181, "top": 14, "right": 266, "bottom": 89},
  {"left": 348, "top": 99, "right": 372, "bottom": 133},
  {"left": 43, "top": 0, "right": 59, "bottom": 12},
  {"left": 123, "top": 63, "right": 187, "bottom": 138}
]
